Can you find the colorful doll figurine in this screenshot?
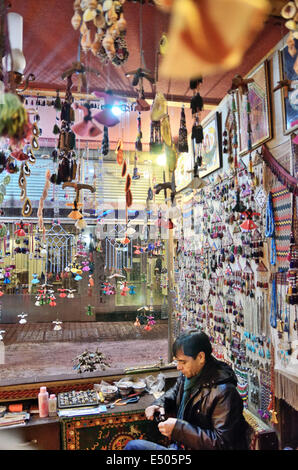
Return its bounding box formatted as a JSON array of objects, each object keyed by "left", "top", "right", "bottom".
[
  {"left": 88, "top": 274, "right": 94, "bottom": 287},
  {"left": 31, "top": 274, "right": 40, "bottom": 284},
  {"left": 4, "top": 268, "right": 11, "bottom": 284},
  {"left": 14, "top": 221, "right": 28, "bottom": 237},
  {"left": 58, "top": 288, "right": 67, "bottom": 298},
  {"left": 49, "top": 295, "right": 57, "bottom": 307},
  {"left": 120, "top": 281, "right": 129, "bottom": 296},
  {"left": 82, "top": 261, "right": 90, "bottom": 272}
]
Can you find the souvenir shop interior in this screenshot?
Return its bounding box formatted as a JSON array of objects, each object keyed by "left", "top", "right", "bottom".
[{"left": 0, "top": 0, "right": 297, "bottom": 451}]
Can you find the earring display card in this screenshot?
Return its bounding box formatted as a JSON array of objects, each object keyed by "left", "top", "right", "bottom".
[{"left": 58, "top": 390, "right": 99, "bottom": 409}]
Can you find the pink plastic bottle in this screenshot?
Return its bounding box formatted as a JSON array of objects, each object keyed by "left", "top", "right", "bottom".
[{"left": 38, "top": 386, "right": 49, "bottom": 418}]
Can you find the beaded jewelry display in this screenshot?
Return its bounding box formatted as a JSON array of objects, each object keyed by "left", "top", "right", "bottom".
[
  {"left": 265, "top": 192, "right": 276, "bottom": 266},
  {"left": 235, "top": 366, "right": 249, "bottom": 408}
]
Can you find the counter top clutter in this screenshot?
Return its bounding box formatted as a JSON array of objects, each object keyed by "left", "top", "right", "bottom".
[
  {"left": 0, "top": 405, "right": 30, "bottom": 428},
  {"left": 0, "top": 378, "right": 160, "bottom": 427},
  {"left": 0, "top": 373, "right": 166, "bottom": 425},
  {"left": 57, "top": 374, "right": 163, "bottom": 417}
]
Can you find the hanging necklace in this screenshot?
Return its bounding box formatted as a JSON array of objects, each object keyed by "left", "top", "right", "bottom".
[
  {"left": 265, "top": 192, "right": 276, "bottom": 265},
  {"left": 231, "top": 92, "right": 239, "bottom": 186},
  {"left": 270, "top": 275, "right": 277, "bottom": 328}
]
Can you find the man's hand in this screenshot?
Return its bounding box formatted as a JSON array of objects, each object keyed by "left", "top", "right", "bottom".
[
  {"left": 145, "top": 405, "right": 165, "bottom": 421},
  {"left": 158, "top": 418, "right": 177, "bottom": 438}
]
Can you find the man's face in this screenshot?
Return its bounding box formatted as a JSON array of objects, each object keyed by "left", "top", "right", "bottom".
[{"left": 174, "top": 349, "right": 206, "bottom": 378}]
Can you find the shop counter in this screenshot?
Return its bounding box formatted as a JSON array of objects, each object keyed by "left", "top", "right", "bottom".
[
  {"left": 0, "top": 368, "right": 279, "bottom": 450},
  {"left": 60, "top": 393, "right": 168, "bottom": 450}
]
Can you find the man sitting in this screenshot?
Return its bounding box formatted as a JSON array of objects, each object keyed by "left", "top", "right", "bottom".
[{"left": 125, "top": 329, "right": 248, "bottom": 450}]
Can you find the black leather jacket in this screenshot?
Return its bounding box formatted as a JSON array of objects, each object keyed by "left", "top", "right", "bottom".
[{"left": 153, "top": 356, "right": 248, "bottom": 450}]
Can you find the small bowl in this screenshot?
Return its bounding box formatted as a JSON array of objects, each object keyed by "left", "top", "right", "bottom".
[
  {"left": 101, "top": 385, "right": 118, "bottom": 400},
  {"left": 133, "top": 381, "right": 146, "bottom": 394},
  {"left": 117, "top": 381, "right": 134, "bottom": 397}
]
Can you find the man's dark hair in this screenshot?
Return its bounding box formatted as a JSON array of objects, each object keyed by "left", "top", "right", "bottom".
[{"left": 172, "top": 329, "right": 212, "bottom": 360}]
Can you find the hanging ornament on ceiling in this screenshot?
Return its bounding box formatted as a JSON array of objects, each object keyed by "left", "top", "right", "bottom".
[
  {"left": 0, "top": 93, "right": 31, "bottom": 146},
  {"left": 63, "top": 181, "right": 96, "bottom": 228},
  {"left": 281, "top": 1, "right": 298, "bottom": 35},
  {"left": 155, "top": 0, "right": 270, "bottom": 79},
  {"left": 50, "top": 76, "right": 77, "bottom": 186},
  {"left": 10, "top": 114, "right": 40, "bottom": 217},
  {"left": 116, "top": 139, "right": 123, "bottom": 165},
  {"left": 66, "top": 199, "right": 84, "bottom": 220},
  {"left": 75, "top": 218, "right": 88, "bottom": 230},
  {"left": 132, "top": 152, "right": 140, "bottom": 180},
  {"left": 72, "top": 103, "right": 102, "bottom": 138},
  {"left": 190, "top": 77, "right": 204, "bottom": 148},
  {"left": 53, "top": 90, "right": 62, "bottom": 134},
  {"left": 125, "top": 173, "right": 133, "bottom": 208},
  {"left": 178, "top": 105, "right": 188, "bottom": 153},
  {"left": 150, "top": 120, "right": 162, "bottom": 154},
  {"left": 37, "top": 169, "right": 51, "bottom": 233},
  {"left": 101, "top": 126, "right": 110, "bottom": 156},
  {"left": 135, "top": 112, "right": 143, "bottom": 152},
  {"left": 72, "top": 0, "right": 130, "bottom": 66},
  {"left": 92, "top": 91, "right": 124, "bottom": 127},
  {"left": 151, "top": 92, "right": 168, "bottom": 122}
]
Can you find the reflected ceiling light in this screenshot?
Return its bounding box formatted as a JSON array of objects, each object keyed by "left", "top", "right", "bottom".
[
  {"left": 111, "top": 105, "right": 123, "bottom": 117},
  {"left": 157, "top": 153, "right": 167, "bottom": 166}
]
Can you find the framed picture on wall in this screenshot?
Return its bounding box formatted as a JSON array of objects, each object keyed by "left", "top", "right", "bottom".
[
  {"left": 279, "top": 35, "right": 298, "bottom": 134},
  {"left": 237, "top": 60, "right": 272, "bottom": 156},
  {"left": 199, "top": 111, "right": 222, "bottom": 178},
  {"left": 174, "top": 141, "right": 193, "bottom": 193}
]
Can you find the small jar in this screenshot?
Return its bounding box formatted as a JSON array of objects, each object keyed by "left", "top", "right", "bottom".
[{"left": 48, "top": 394, "right": 57, "bottom": 417}]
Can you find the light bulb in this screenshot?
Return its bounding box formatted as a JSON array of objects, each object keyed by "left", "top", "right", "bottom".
[
  {"left": 111, "top": 105, "right": 122, "bottom": 117},
  {"left": 3, "top": 13, "right": 26, "bottom": 74}
]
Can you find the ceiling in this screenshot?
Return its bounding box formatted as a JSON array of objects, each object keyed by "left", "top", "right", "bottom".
[{"left": 8, "top": 0, "right": 290, "bottom": 108}]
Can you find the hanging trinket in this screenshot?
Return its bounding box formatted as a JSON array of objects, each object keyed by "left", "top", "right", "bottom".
[
  {"left": 178, "top": 105, "right": 188, "bottom": 153},
  {"left": 18, "top": 313, "right": 28, "bottom": 324},
  {"left": 31, "top": 274, "right": 40, "bottom": 285},
  {"left": 135, "top": 112, "right": 143, "bottom": 152},
  {"left": 85, "top": 304, "right": 94, "bottom": 316},
  {"left": 150, "top": 120, "right": 162, "bottom": 154},
  {"left": 132, "top": 152, "right": 140, "bottom": 180},
  {"left": 101, "top": 126, "right": 110, "bottom": 156},
  {"left": 53, "top": 319, "right": 62, "bottom": 331}
]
